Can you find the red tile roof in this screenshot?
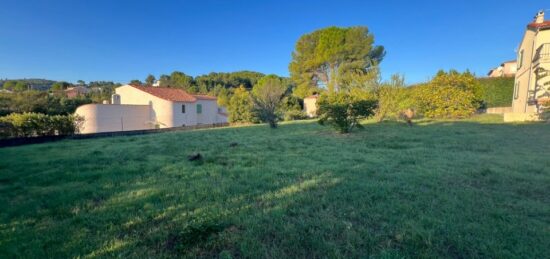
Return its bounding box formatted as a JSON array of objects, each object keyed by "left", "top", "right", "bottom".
[
  {"left": 129, "top": 85, "right": 217, "bottom": 102},
  {"left": 528, "top": 21, "right": 550, "bottom": 29}
]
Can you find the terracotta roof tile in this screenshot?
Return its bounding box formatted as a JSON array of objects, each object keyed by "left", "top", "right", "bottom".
[
  {"left": 528, "top": 21, "right": 550, "bottom": 29},
  {"left": 128, "top": 85, "right": 217, "bottom": 102}
]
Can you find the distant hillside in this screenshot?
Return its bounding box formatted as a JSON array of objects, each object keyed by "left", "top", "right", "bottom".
[{"left": 0, "top": 79, "right": 57, "bottom": 91}]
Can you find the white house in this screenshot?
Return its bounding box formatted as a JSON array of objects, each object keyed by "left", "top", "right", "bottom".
[{"left": 75, "top": 84, "right": 228, "bottom": 134}]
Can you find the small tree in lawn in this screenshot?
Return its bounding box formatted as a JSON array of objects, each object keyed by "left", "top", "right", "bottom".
[
  {"left": 317, "top": 91, "right": 377, "bottom": 133},
  {"left": 251, "top": 75, "right": 286, "bottom": 128},
  {"left": 228, "top": 86, "right": 255, "bottom": 123}
]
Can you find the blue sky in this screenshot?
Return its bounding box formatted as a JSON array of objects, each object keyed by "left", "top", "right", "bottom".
[{"left": 0, "top": 0, "right": 547, "bottom": 84}]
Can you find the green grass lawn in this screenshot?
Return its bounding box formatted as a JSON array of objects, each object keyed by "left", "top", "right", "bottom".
[{"left": 1, "top": 115, "right": 549, "bottom": 258}]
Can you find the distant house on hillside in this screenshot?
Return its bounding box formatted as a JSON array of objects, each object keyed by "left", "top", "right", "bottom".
[
  {"left": 504, "top": 10, "right": 550, "bottom": 121},
  {"left": 75, "top": 84, "right": 228, "bottom": 134},
  {"left": 487, "top": 60, "right": 517, "bottom": 77},
  {"left": 303, "top": 94, "right": 319, "bottom": 117},
  {"left": 65, "top": 86, "right": 89, "bottom": 98}
]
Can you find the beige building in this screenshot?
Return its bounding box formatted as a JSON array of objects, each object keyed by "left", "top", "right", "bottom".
[
  {"left": 303, "top": 94, "right": 319, "bottom": 117},
  {"left": 487, "top": 60, "right": 517, "bottom": 77},
  {"left": 75, "top": 84, "right": 228, "bottom": 134},
  {"left": 505, "top": 11, "right": 550, "bottom": 122}
]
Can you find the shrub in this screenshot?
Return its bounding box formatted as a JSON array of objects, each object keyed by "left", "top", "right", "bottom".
[
  {"left": 539, "top": 100, "right": 550, "bottom": 121},
  {"left": 431, "top": 70, "right": 484, "bottom": 108},
  {"left": 317, "top": 92, "right": 377, "bottom": 133},
  {"left": 251, "top": 75, "right": 286, "bottom": 128},
  {"left": 228, "top": 86, "right": 256, "bottom": 123},
  {"left": 375, "top": 85, "right": 413, "bottom": 121},
  {"left": 283, "top": 109, "right": 308, "bottom": 121},
  {"left": 477, "top": 77, "right": 514, "bottom": 108},
  {"left": 412, "top": 84, "right": 476, "bottom": 119},
  {"left": 0, "top": 113, "right": 82, "bottom": 139}
]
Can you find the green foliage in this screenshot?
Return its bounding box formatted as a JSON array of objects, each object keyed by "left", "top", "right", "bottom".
[
  {"left": 1, "top": 78, "right": 56, "bottom": 91},
  {"left": 317, "top": 92, "right": 377, "bottom": 133},
  {"left": 195, "top": 71, "right": 265, "bottom": 91},
  {"left": 412, "top": 84, "right": 476, "bottom": 119},
  {"left": 289, "top": 26, "right": 385, "bottom": 97},
  {"left": 251, "top": 75, "right": 287, "bottom": 128},
  {"left": 280, "top": 95, "right": 307, "bottom": 121},
  {"left": 51, "top": 81, "right": 72, "bottom": 91},
  {"left": 13, "top": 81, "right": 28, "bottom": 91},
  {"left": 161, "top": 71, "right": 195, "bottom": 92},
  {"left": 228, "top": 86, "right": 255, "bottom": 123},
  {"left": 374, "top": 74, "right": 413, "bottom": 121},
  {"left": 2, "top": 81, "right": 29, "bottom": 92},
  {"left": 0, "top": 91, "right": 92, "bottom": 116},
  {"left": 431, "top": 70, "right": 484, "bottom": 108},
  {"left": 145, "top": 74, "right": 156, "bottom": 85},
  {"left": 129, "top": 79, "right": 143, "bottom": 86},
  {"left": 2, "top": 81, "right": 16, "bottom": 90},
  {"left": 0, "top": 112, "right": 82, "bottom": 138},
  {"left": 477, "top": 77, "right": 514, "bottom": 107}
]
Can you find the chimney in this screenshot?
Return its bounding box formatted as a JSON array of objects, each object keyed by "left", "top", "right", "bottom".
[{"left": 535, "top": 10, "right": 545, "bottom": 23}]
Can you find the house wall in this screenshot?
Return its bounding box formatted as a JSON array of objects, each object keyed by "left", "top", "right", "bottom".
[
  {"left": 196, "top": 100, "right": 218, "bottom": 125},
  {"left": 303, "top": 97, "right": 318, "bottom": 117},
  {"left": 75, "top": 104, "right": 152, "bottom": 134},
  {"left": 513, "top": 29, "right": 537, "bottom": 113},
  {"left": 171, "top": 101, "right": 197, "bottom": 127},
  {"left": 115, "top": 85, "right": 177, "bottom": 128},
  {"left": 503, "top": 62, "right": 517, "bottom": 75},
  {"left": 512, "top": 28, "right": 550, "bottom": 115}
]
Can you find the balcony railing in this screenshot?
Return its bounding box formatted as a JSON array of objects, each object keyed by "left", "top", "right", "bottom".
[{"left": 533, "top": 43, "right": 550, "bottom": 64}]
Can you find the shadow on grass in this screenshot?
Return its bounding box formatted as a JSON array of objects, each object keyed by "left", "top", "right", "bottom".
[{"left": 0, "top": 117, "right": 549, "bottom": 257}]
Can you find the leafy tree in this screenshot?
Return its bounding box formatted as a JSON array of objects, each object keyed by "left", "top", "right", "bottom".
[
  {"left": 170, "top": 71, "right": 194, "bottom": 89},
  {"left": 14, "top": 81, "right": 29, "bottom": 91},
  {"left": 289, "top": 26, "right": 385, "bottom": 98},
  {"left": 129, "top": 79, "right": 143, "bottom": 86},
  {"left": 158, "top": 74, "right": 171, "bottom": 87},
  {"left": 412, "top": 83, "right": 476, "bottom": 119},
  {"left": 145, "top": 74, "right": 156, "bottom": 85},
  {"left": 317, "top": 91, "right": 378, "bottom": 133},
  {"left": 374, "top": 74, "right": 413, "bottom": 121},
  {"left": 76, "top": 80, "right": 86, "bottom": 86},
  {"left": 2, "top": 81, "right": 16, "bottom": 90},
  {"left": 51, "top": 81, "right": 71, "bottom": 91},
  {"left": 251, "top": 75, "right": 287, "bottom": 128},
  {"left": 195, "top": 71, "right": 265, "bottom": 91},
  {"left": 280, "top": 95, "right": 307, "bottom": 121},
  {"left": 431, "top": 70, "right": 484, "bottom": 108},
  {"left": 228, "top": 86, "right": 255, "bottom": 123}
]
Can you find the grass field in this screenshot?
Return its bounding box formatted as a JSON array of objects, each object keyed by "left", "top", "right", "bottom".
[{"left": 1, "top": 115, "right": 549, "bottom": 258}]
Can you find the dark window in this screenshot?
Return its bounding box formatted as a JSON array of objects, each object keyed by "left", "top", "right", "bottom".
[{"left": 182, "top": 105, "right": 186, "bottom": 113}]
